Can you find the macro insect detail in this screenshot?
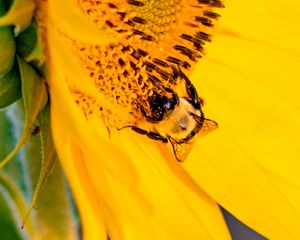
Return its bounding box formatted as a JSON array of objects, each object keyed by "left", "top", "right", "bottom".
[
  {"left": 132, "top": 67, "right": 218, "bottom": 162},
  {"left": 71, "top": 0, "right": 224, "bottom": 161}
]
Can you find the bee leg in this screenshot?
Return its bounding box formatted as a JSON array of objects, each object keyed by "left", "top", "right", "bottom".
[
  {"left": 133, "top": 99, "right": 159, "bottom": 123},
  {"left": 185, "top": 77, "right": 202, "bottom": 109},
  {"left": 139, "top": 105, "right": 161, "bottom": 123},
  {"left": 180, "top": 69, "right": 203, "bottom": 109},
  {"left": 145, "top": 116, "right": 160, "bottom": 124},
  {"left": 131, "top": 126, "right": 168, "bottom": 143}
]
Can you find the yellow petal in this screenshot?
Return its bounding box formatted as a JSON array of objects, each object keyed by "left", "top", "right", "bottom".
[
  {"left": 51, "top": 117, "right": 107, "bottom": 240},
  {"left": 111, "top": 130, "right": 232, "bottom": 239},
  {"left": 195, "top": 35, "right": 300, "bottom": 186},
  {"left": 47, "top": 0, "right": 115, "bottom": 45},
  {"left": 219, "top": 0, "right": 300, "bottom": 52},
  {"left": 51, "top": 117, "right": 232, "bottom": 239},
  {"left": 184, "top": 0, "right": 300, "bottom": 239}
]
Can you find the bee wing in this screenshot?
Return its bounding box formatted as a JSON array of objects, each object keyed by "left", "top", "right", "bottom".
[
  {"left": 189, "top": 111, "right": 218, "bottom": 137},
  {"left": 168, "top": 137, "right": 195, "bottom": 162},
  {"left": 197, "top": 118, "right": 218, "bottom": 137}
]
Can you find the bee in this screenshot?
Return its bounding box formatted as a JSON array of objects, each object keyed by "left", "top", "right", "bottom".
[{"left": 131, "top": 69, "right": 218, "bottom": 162}]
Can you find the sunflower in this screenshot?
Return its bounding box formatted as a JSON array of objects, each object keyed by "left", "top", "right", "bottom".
[{"left": 1, "top": 0, "right": 300, "bottom": 239}]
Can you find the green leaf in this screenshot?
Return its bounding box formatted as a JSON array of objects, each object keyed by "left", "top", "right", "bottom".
[
  {"left": 21, "top": 105, "right": 77, "bottom": 239},
  {"left": 15, "top": 21, "right": 36, "bottom": 57},
  {"left": 0, "top": 0, "right": 16, "bottom": 75},
  {"left": 0, "top": 0, "right": 35, "bottom": 34},
  {"left": 34, "top": 163, "right": 77, "bottom": 239},
  {"left": 0, "top": 56, "right": 47, "bottom": 169},
  {"left": 16, "top": 20, "right": 45, "bottom": 66},
  {"left": 0, "top": 66, "right": 21, "bottom": 108},
  {"left": 0, "top": 111, "right": 13, "bottom": 160},
  {"left": 21, "top": 105, "right": 56, "bottom": 227},
  {"left": 0, "top": 106, "right": 28, "bottom": 197},
  {"left": 0, "top": 172, "right": 34, "bottom": 239}
]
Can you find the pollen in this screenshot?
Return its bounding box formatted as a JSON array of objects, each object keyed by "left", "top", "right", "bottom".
[
  {"left": 71, "top": 88, "right": 134, "bottom": 127},
  {"left": 66, "top": 0, "right": 223, "bottom": 128}
]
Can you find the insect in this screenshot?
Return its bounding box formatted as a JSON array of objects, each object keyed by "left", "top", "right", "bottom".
[{"left": 131, "top": 69, "right": 218, "bottom": 162}]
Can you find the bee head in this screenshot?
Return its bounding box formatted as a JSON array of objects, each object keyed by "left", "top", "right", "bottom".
[{"left": 148, "top": 92, "right": 179, "bottom": 122}]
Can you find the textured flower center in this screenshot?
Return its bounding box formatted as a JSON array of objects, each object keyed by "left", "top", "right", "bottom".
[{"left": 67, "top": 0, "right": 222, "bottom": 128}]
